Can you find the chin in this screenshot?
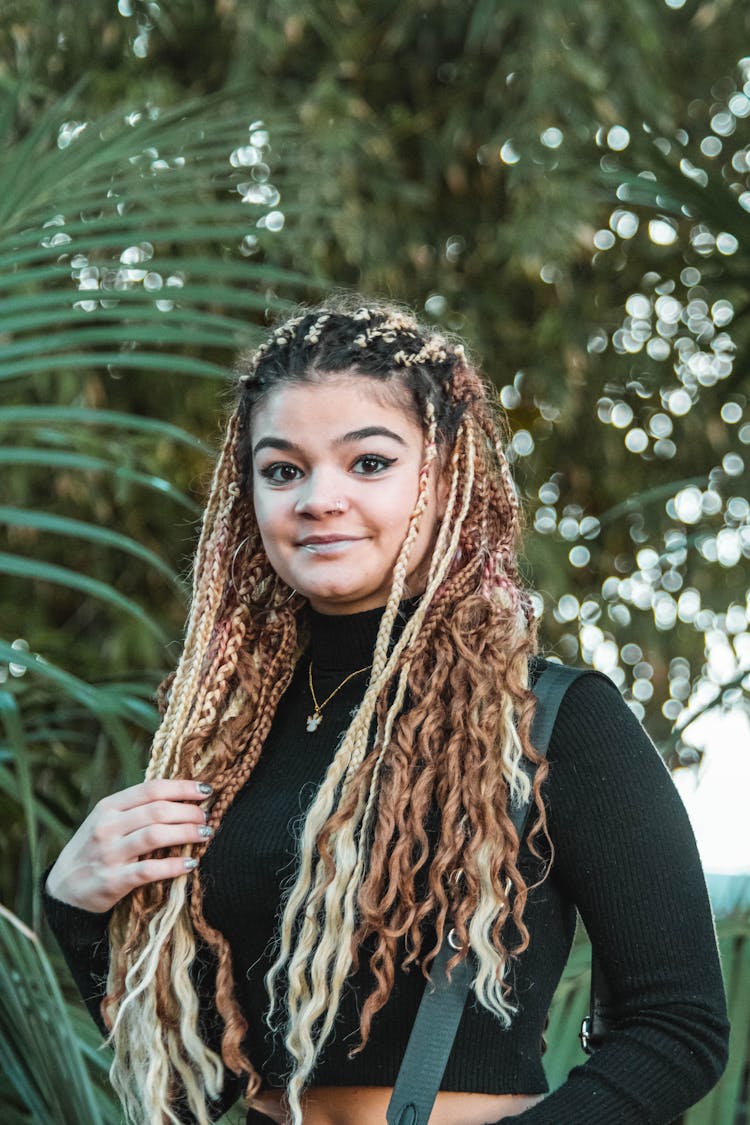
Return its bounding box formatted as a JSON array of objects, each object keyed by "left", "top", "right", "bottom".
[
  {"left": 306, "top": 585, "right": 386, "bottom": 614},
  {"left": 308, "top": 590, "right": 368, "bottom": 609},
  {"left": 302, "top": 572, "right": 378, "bottom": 602}
]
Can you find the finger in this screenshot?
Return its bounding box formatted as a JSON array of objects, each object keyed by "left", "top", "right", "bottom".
[
  {"left": 116, "top": 799, "right": 209, "bottom": 840},
  {"left": 103, "top": 778, "right": 213, "bottom": 813},
  {"left": 120, "top": 855, "right": 200, "bottom": 895},
  {"left": 117, "top": 821, "right": 214, "bottom": 864}
]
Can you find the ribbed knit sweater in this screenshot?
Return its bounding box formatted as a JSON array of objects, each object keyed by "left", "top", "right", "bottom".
[{"left": 42, "top": 601, "right": 729, "bottom": 1124}]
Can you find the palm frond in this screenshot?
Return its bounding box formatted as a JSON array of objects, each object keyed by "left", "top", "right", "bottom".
[
  {"left": 0, "top": 80, "right": 324, "bottom": 964},
  {"left": 0, "top": 904, "right": 117, "bottom": 1125}
]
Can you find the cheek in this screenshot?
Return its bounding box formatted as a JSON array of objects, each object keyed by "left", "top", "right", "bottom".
[
  {"left": 252, "top": 490, "right": 283, "bottom": 553},
  {"left": 251, "top": 490, "right": 266, "bottom": 534}
]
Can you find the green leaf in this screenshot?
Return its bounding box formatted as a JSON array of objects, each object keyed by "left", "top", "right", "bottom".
[
  {"left": 0, "top": 350, "right": 231, "bottom": 383},
  {"left": 0, "top": 449, "right": 199, "bottom": 511},
  {"left": 0, "top": 553, "right": 168, "bottom": 641},
  {"left": 0, "top": 696, "right": 39, "bottom": 928},
  {"left": 0, "top": 406, "right": 209, "bottom": 452},
  {"left": 0, "top": 642, "right": 157, "bottom": 731},
  {"left": 0, "top": 761, "right": 69, "bottom": 839},
  {"left": 0, "top": 905, "right": 112, "bottom": 1124},
  {"left": 0, "top": 508, "right": 187, "bottom": 595}
]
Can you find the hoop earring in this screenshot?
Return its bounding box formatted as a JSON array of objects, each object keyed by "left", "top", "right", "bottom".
[
  {"left": 273, "top": 584, "right": 298, "bottom": 607},
  {"left": 230, "top": 536, "right": 250, "bottom": 599},
  {"left": 231, "top": 536, "right": 298, "bottom": 608}
]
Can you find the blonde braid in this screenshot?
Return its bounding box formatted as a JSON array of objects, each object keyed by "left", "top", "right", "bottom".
[
  {"left": 268, "top": 408, "right": 447, "bottom": 1122},
  {"left": 110, "top": 605, "right": 299, "bottom": 1124},
  {"left": 287, "top": 454, "right": 461, "bottom": 1098},
  {"left": 146, "top": 417, "right": 244, "bottom": 780},
  {"left": 286, "top": 420, "right": 476, "bottom": 1101},
  {"left": 357, "top": 416, "right": 476, "bottom": 841},
  {"left": 157, "top": 513, "right": 238, "bottom": 778},
  {"left": 339, "top": 402, "right": 438, "bottom": 788},
  {"left": 109, "top": 886, "right": 204, "bottom": 1123},
  {"left": 107, "top": 409, "right": 261, "bottom": 1123},
  {"left": 267, "top": 403, "right": 440, "bottom": 1022}
]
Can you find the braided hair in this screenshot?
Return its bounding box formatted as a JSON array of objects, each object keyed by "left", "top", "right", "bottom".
[{"left": 103, "top": 295, "right": 543, "bottom": 1125}]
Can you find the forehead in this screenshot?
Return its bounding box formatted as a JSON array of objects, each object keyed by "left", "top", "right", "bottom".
[{"left": 249, "top": 373, "right": 421, "bottom": 437}]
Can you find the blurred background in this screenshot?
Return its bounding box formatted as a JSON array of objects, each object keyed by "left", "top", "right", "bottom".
[{"left": 0, "top": 2, "right": 748, "bottom": 1121}]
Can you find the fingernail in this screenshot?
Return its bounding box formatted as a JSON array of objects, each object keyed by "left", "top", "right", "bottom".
[
  {"left": 184, "top": 858, "right": 199, "bottom": 870},
  {"left": 198, "top": 825, "right": 214, "bottom": 838},
  {"left": 196, "top": 782, "right": 213, "bottom": 795}
]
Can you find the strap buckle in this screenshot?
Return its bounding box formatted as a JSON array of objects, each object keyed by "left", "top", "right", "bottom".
[
  {"left": 579, "top": 1015, "right": 593, "bottom": 1055},
  {"left": 395, "top": 1105, "right": 417, "bottom": 1125}
]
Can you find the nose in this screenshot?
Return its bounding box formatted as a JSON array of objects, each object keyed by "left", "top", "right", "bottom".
[{"left": 293, "top": 473, "right": 348, "bottom": 518}]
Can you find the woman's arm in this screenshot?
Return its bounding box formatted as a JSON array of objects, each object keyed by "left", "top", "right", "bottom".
[
  {"left": 508, "top": 670, "right": 729, "bottom": 1124},
  {"left": 40, "top": 777, "right": 247, "bottom": 1122},
  {"left": 41, "top": 874, "right": 112, "bottom": 1035}
]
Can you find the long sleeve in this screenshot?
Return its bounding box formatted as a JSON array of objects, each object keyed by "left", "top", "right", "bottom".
[
  {"left": 41, "top": 871, "right": 112, "bottom": 1036},
  {"left": 506, "top": 670, "right": 730, "bottom": 1124},
  {"left": 40, "top": 873, "right": 245, "bottom": 1122}
]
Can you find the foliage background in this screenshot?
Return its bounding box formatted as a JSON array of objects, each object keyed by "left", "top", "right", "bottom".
[{"left": 0, "top": 1, "right": 748, "bottom": 1121}]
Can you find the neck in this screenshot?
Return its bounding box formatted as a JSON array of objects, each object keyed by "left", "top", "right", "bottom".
[{"left": 307, "top": 596, "right": 422, "bottom": 674}]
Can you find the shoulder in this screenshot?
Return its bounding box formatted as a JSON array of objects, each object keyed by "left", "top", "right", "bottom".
[
  {"left": 529, "top": 655, "right": 632, "bottom": 764},
  {"left": 529, "top": 654, "right": 644, "bottom": 750},
  {"left": 528, "top": 656, "right": 683, "bottom": 826},
  {"left": 529, "top": 653, "right": 620, "bottom": 699}
]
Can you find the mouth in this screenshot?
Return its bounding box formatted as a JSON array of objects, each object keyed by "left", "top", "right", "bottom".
[{"left": 297, "top": 535, "right": 363, "bottom": 554}]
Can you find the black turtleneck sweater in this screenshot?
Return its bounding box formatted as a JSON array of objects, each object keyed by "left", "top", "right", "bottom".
[{"left": 42, "top": 602, "right": 729, "bottom": 1123}]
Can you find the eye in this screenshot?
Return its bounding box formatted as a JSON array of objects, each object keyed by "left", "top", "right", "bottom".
[
  {"left": 258, "top": 462, "right": 303, "bottom": 484},
  {"left": 353, "top": 454, "right": 397, "bottom": 475}
]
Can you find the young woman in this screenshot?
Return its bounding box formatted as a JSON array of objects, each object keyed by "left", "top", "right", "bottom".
[{"left": 43, "top": 298, "right": 729, "bottom": 1125}]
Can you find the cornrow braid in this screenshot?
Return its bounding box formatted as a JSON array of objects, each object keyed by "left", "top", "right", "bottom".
[{"left": 104, "top": 294, "right": 541, "bottom": 1125}]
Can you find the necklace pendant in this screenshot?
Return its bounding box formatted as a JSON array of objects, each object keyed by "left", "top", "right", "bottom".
[{"left": 306, "top": 711, "right": 322, "bottom": 732}]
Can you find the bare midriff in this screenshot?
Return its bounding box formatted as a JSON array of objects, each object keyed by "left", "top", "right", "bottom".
[{"left": 247, "top": 1086, "right": 544, "bottom": 1124}]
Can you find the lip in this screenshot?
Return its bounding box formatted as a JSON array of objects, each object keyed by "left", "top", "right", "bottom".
[
  {"left": 297, "top": 535, "right": 364, "bottom": 556},
  {"left": 297, "top": 534, "right": 362, "bottom": 546}
]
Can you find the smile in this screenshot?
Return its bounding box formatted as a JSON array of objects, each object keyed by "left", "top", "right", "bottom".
[{"left": 298, "top": 538, "right": 362, "bottom": 555}]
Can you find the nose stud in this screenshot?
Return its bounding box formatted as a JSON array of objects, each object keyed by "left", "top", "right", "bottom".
[{"left": 334, "top": 499, "right": 345, "bottom": 511}]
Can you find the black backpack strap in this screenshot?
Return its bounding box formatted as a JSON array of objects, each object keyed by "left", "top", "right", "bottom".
[
  {"left": 528, "top": 663, "right": 587, "bottom": 753},
  {"left": 384, "top": 938, "right": 473, "bottom": 1125},
  {"left": 387, "top": 663, "right": 590, "bottom": 1125}
]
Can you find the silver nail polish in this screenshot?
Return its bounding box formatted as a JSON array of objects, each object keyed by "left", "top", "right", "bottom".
[
  {"left": 184, "top": 858, "right": 199, "bottom": 870},
  {"left": 198, "top": 825, "right": 214, "bottom": 838}
]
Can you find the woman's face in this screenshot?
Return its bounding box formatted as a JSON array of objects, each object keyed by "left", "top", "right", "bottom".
[{"left": 250, "top": 374, "right": 448, "bottom": 615}]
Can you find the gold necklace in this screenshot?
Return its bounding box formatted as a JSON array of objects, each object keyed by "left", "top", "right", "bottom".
[{"left": 306, "top": 661, "right": 370, "bottom": 732}]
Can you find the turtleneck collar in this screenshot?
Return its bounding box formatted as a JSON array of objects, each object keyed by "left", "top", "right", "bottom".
[{"left": 307, "top": 596, "right": 422, "bottom": 674}]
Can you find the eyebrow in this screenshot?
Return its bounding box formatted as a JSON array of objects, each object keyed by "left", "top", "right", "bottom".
[{"left": 252, "top": 426, "right": 408, "bottom": 457}]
